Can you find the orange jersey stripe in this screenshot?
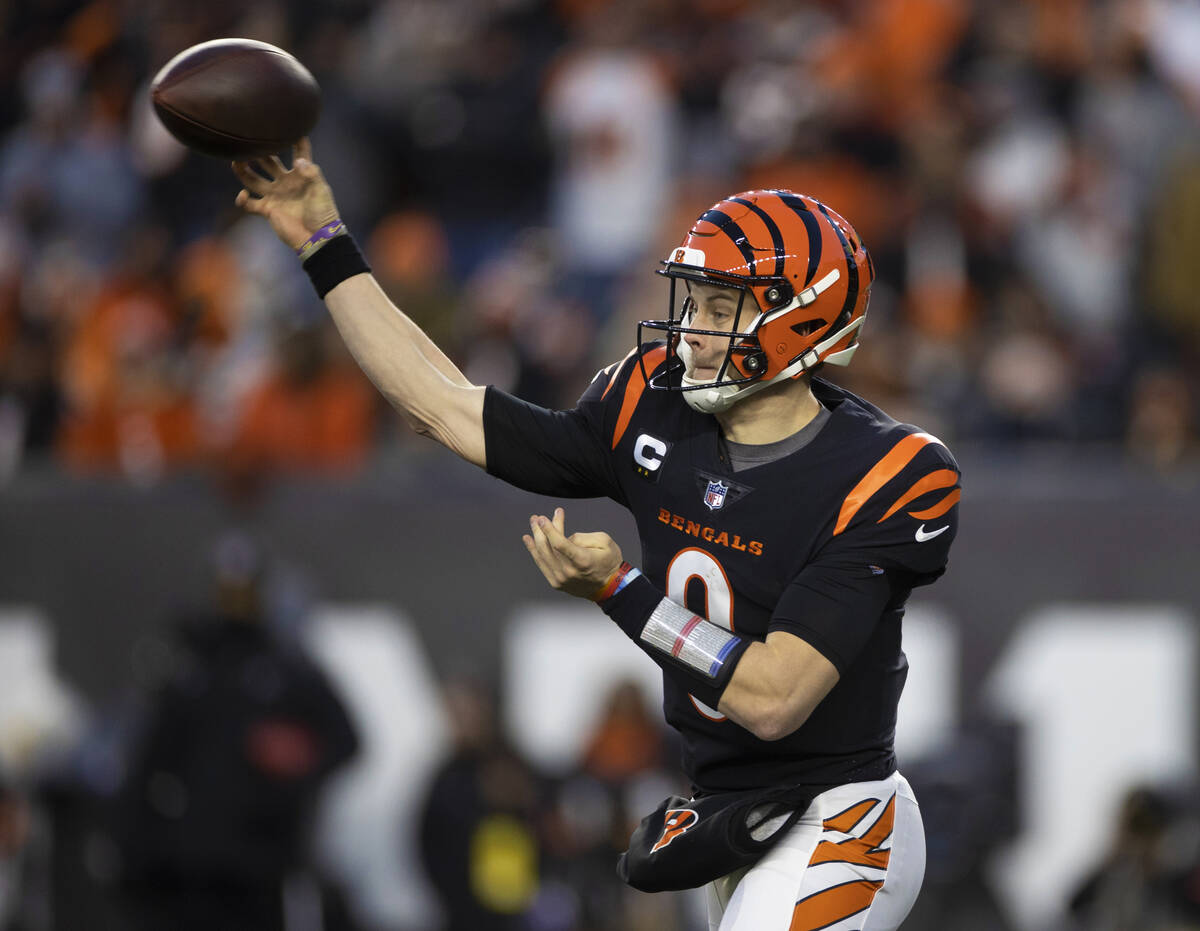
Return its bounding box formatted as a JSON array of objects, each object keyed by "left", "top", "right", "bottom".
[
  {"left": 909, "top": 487, "right": 960, "bottom": 521},
  {"left": 600, "top": 347, "right": 638, "bottom": 401},
  {"left": 612, "top": 345, "right": 667, "bottom": 449},
  {"left": 834, "top": 433, "right": 941, "bottom": 536},
  {"left": 878, "top": 468, "right": 958, "bottom": 523},
  {"left": 821, "top": 799, "right": 877, "bottom": 834},
  {"left": 790, "top": 879, "right": 884, "bottom": 931}
]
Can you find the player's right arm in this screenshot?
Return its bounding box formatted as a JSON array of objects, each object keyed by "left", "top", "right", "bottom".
[
  {"left": 231, "top": 139, "right": 487, "bottom": 467},
  {"left": 321, "top": 274, "right": 486, "bottom": 465}
]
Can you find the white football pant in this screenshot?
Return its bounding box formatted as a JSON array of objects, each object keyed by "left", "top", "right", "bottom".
[{"left": 706, "top": 771, "right": 925, "bottom": 931}]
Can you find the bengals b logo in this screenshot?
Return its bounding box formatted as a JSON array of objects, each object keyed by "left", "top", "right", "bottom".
[
  {"left": 674, "top": 249, "right": 686, "bottom": 262},
  {"left": 651, "top": 808, "right": 698, "bottom": 853}
]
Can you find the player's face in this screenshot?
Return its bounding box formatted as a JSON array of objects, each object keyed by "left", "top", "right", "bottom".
[{"left": 683, "top": 282, "right": 752, "bottom": 381}]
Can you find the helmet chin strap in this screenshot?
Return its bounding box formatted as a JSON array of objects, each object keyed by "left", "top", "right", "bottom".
[
  {"left": 678, "top": 338, "right": 742, "bottom": 414},
  {"left": 678, "top": 314, "right": 866, "bottom": 415},
  {"left": 682, "top": 382, "right": 740, "bottom": 414}
]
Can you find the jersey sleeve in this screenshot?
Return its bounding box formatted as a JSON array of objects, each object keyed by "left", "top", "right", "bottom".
[
  {"left": 769, "top": 434, "right": 961, "bottom": 673},
  {"left": 482, "top": 348, "right": 647, "bottom": 502}
]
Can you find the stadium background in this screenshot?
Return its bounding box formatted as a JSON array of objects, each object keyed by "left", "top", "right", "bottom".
[{"left": 0, "top": 0, "right": 1198, "bottom": 929}]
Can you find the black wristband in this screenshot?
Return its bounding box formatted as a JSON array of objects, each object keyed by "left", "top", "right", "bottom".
[
  {"left": 599, "top": 573, "right": 661, "bottom": 639},
  {"left": 674, "top": 631, "right": 751, "bottom": 709},
  {"left": 302, "top": 233, "right": 371, "bottom": 299}
]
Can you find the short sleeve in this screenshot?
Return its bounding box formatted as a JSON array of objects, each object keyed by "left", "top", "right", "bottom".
[
  {"left": 820, "top": 436, "right": 960, "bottom": 581},
  {"left": 482, "top": 350, "right": 645, "bottom": 501},
  {"left": 768, "top": 437, "right": 961, "bottom": 672}
]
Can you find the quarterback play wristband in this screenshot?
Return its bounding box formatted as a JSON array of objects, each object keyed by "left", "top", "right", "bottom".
[
  {"left": 301, "top": 232, "right": 371, "bottom": 299},
  {"left": 295, "top": 219, "right": 348, "bottom": 261},
  {"left": 593, "top": 561, "right": 641, "bottom": 603},
  {"left": 600, "top": 574, "right": 751, "bottom": 707},
  {"left": 641, "top": 598, "right": 745, "bottom": 680}
]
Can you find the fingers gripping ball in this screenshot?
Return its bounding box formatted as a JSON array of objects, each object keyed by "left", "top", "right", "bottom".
[{"left": 150, "top": 38, "right": 320, "bottom": 159}]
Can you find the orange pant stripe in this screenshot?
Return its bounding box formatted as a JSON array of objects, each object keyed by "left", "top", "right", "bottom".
[{"left": 790, "top": 878, "right": 884, "bottom": 931}]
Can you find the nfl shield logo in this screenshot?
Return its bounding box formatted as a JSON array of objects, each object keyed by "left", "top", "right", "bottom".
[{"left": 703, "top": 480, "right": 728, "bottom": 511}]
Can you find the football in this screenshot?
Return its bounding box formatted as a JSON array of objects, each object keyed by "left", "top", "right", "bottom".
[{"left": 150, "top": 38, "right": 320, "bottom": 160}]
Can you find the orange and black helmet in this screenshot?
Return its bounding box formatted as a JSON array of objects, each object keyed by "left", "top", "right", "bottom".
[{"left": 639, "top": 189, "right": 874, "bottom": 413}]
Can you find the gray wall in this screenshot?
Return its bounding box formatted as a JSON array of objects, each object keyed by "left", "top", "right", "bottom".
[{"left": 2, "top": 448, "right": 1198, "bottom": 709}]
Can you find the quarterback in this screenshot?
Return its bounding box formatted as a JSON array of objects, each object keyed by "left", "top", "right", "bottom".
[{"left": 232, "top": 140, "right": 960, "bottom": 931}]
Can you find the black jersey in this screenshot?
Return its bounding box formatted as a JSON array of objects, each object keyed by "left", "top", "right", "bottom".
[{"left": 483, "top": 344, "right": 960, "bottom": 793}]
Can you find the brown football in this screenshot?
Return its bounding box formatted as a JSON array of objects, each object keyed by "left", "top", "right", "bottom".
[{"left": 150, "top": 38, "right": 320, "bottom": 159}]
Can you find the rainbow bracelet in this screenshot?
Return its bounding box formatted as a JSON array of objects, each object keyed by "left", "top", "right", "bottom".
[
  {"left": 593, "top": 561, "right": 642, "bottom": 603},
  {"left": 295, "top": 219, "right": 347, "bottom": 262}
]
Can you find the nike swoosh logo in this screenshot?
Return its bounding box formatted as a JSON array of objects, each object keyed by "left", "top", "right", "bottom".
[{"left": 915, "top": 524, "right": 950, "bottom": 543}]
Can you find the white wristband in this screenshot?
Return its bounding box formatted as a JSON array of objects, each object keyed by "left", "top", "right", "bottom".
[{"left": 640, "top": 598, "right": 743, "bottom": 679}]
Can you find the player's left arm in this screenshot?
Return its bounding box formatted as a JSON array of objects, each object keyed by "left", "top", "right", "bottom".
[
  {"left": 751, "top": 440, "right": 961, "bottom": 734},
  {"left": 525, "top": 439, "right": 960, "bottom": 742},
  {"left": 715, "top": 633, "right": 840, "bottom": 740},
  {"left": 525, "top": 510, "right": 837, "bottom": 740}
]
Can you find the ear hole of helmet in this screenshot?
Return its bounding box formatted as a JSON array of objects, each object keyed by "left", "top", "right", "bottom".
[{"left": 789, "top": 317, "right": 824, "bottom": 338}]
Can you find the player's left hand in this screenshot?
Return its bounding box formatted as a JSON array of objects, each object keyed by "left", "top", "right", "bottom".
[{"left": 523, "top": 507, "right": 624, "bottom": 600}]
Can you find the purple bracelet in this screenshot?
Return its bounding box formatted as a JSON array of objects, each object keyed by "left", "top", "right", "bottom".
[{"left": 295, "top": 220, "right": 347, "bottom": 261}]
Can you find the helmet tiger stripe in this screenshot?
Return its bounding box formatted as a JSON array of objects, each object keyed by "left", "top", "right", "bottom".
[{"left": 640, "top": 190, "right": 873, "bottom": 413}]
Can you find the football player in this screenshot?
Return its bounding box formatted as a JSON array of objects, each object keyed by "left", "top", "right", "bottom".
[{"left": 232, "top": 141, "right": 960, "bottom": 931}]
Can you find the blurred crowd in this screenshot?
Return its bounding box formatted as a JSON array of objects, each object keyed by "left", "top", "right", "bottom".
[
  {"left": 0, "top": 528, "right": 701, "bottom": 931},
  {"left": 0, "top": 0, "right": 1198, "bottom": 491}
]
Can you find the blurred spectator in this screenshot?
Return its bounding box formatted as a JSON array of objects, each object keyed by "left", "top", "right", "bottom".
[
  {"left": 902, "top": 722, "right": 1019, "bottom": 931},
  {"left": 0, "top": 609, "right": 86, "bottom": 927},
  {"left": 545, "top": 678, "right": 686, "bottom": 931},
  {"left": 813, "top": 0, "right": 970, "bottom": 134},
  {"left": 0, "top": 47, "right": 144, "bottom": 268},
  {"left": 543, "top": 5, "right": 677, "bottom": 325},
  {"left": 1126, "top": 367, "right": 1197, "bottom": 471},
  {"left": 0, "top": 773, "right": 32, "bottom": 931},
  {"left": 973, "top": 281, "right": 1076, "bottom": 442},
  {"left": 223, "top": 321, "right": 377, "bottom": 496},
  {"left": 113, "top": 533, "right": 359, "bottom": 931},
  {"left": 417, "top": 675, "right": 551, "bottom": 931},
  {"left": 367, "top": 208, "right": 462, "bottom": 362},
  {"left": 461, "top": 229, "right": 596, "bottom": 408},
  {"left": 1066, "top": 784, "right": 1200, "bottom": 931},
  {"left": 56, "top": 225, "right": 201, "bottom": 482},
  {"left": 352, "top": 1, "right": 556, "bottom": 277},
  {"left": 579, "top": 678, "right": 666, "bottom": 787},
  {"left": 0, "top": 314, "right": 62, "bottom": 481},
  {"left": 1141, "top": 150, "right": 1200, "bottom": 356}
]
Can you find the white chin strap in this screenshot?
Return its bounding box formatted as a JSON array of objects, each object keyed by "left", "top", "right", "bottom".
[
  {"left": 678, "top": 338, "right": 741, "bottom": 413},
  {"left": 679, "top": 313, "right": 865, "bottom": 415}
]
